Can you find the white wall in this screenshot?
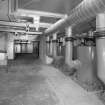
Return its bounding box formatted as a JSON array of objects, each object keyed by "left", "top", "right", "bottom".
[
  {"left": 27, "top": 43, "right": 33, "bottom": 53},
  {"left": 7, "top": 33, "right": 15, "bottom": 60},
  {"left": 0, "top": 32, "right": 7, "bottom": 51},
  {"left": 0, "top": 32, "right": 7, "bottom": 65}
]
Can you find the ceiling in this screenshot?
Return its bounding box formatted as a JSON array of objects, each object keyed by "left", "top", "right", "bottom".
[
  {"left": 18, "top": 0, "right": 83, "bottom": 14},
  {"left": 0, "top": 0, "right": 96, "bottom": 35},
  {"left": 18, "top": 0, "right": 96, "bottom": 34}
]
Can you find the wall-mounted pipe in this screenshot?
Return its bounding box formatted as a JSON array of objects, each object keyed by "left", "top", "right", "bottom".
[{"left": 44, "top": 0, "right": 105, "bottom": 35}]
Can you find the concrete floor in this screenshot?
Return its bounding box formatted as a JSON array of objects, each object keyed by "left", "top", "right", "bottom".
[{"left": 0, "top": 54, "right": 103, "bottom": 105}]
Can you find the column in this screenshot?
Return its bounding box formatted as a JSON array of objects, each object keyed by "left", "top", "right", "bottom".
[
  {"left": 65, "top": 26, "right": 73, "bottom": 65},
  {"left": 7, "top": 32, "right": 15, "bottom": 60},
  {"left": 52, "top": 33, "right": 57, "bottom": 58},
  {"left": 0, "top": 32, "right": 7, "bottom": 68},
  {"left": 96, "top": 13, "right": 105, "bottom": 83}
]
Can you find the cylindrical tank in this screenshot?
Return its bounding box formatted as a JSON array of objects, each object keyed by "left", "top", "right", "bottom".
[
  {"left": 77, "top": 46, "right": 96, "bottom": 82},
  {"left": 96, "top": 38, "right": 105, "bottom": 84},
  {"left": 96, "top": 13, "right": 105, "bottom": 84}
]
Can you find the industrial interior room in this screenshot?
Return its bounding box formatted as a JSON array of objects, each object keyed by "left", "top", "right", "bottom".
[{"left": 0, "top": 0, "right": 105, "bottom": 105}]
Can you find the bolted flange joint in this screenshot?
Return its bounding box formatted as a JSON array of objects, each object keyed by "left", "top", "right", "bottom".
[
  {"left": 94, "top": 30, "right": 105, "bottom": 39},
  {"left": 46, "top": 41, "right": 51, "bottom": 43},
  {"left": 52, "top": 40, "right": 58, "bottom": 43},
  {"left": 65, "top": 37, "right": 75, "bottom": 42},
  {"left": 75, "top": 35, "right": 95, "bottom": 46}
]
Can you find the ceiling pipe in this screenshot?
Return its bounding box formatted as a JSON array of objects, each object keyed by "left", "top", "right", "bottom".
[{"left": 44, "top": 0, "right": 105, "bottom": 35}]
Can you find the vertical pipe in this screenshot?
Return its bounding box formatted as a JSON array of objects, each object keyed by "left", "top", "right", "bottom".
[
  {"left": 96, "top": 13, "right": 105, "bottom": 83},
  {"left": 7, "top": 33, "right": 15, "bottom": 60},
  {"left": 46, "top": 36, "right": 50, "bottom": 56},
  {"left": 46, "top": 36, "right": 54, "bottom": 64},
  {"left": 59, "top": 37, "right": 62, "bottom": 56},
  {"left": 96, "top": 38, "right": 105, "bottom": 83},
  {"left": 39, "top": 35, "right": 46, "bottom": 64},
  {"left": 49, "top": 37, "right": 53, "bottom": 57},
  {"left": 52, "top": 33, "right": 57, "bottom": 58},
  {"left": 57, "top": 38, "right": 60, "bottom": 56},
  {"left": 65, "top": 26, "right": 73, "bottom": 65}
]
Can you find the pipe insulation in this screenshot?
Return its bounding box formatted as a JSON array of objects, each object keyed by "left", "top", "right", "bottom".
[{"left": 44, "top": 0, "right": 105, "bottom": 35}]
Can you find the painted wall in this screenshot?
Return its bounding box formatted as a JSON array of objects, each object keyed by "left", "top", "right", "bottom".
[
  {"left": 27, "top": 43, "right": 33, "bottom": 53},
  {"left": 15, "top": 44, "right": 21, "bottom": 53},
  {"left": 14, "top": 35, "right": 38, "bottom": 54},
  {"left": 0, "top": 32, "right": 7, "bottom": 52},
  {"left": 7, "top": 33, "right": 15, "bottom": 60},
  {"left": 0, "top": 32, "right": 7, "bottom": 65}
]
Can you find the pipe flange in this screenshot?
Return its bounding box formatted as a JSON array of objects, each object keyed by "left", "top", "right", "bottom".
[
  {"left": 59, "top": 42, "right": 63, "bottom": 46},
  {"left": 46, "top": 41, "right": 51, "bottom": 43},
  {"left": 65, "top": 37, "right": 75, "bottom": 42},
  {"left": 52, "top": 40, "right": 58, "bottom": 43},
  {"left": 76, "top": 38, "right": 95, "bottom": 46},
  {"left": 75, "top": 36, "right": 94, "bottom": 40},
  {"left": 84, "top": 42, "right": 96, "bottom": 46},
  {"left": 74, "top": 36, "right": 96, "bottom": 46},
  {"left": 84, "top": 38, "right": 95, "bottom": 45},
  {"left": 95, "top": 31, "right": 105, "bottom": 38}
]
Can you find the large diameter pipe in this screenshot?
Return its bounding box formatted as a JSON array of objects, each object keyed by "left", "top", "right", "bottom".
[
  {"left": 77, "top": 46, "right": 96, "bottom": 82},
  {"left": 96, "top": 13, "right": 105, "bottom": 84},
  {"left": 96, "top": 38, "right": 105, "bottom": 84},
  {"left": 44, "top": 0, "right": 105, "bottom": 35}
]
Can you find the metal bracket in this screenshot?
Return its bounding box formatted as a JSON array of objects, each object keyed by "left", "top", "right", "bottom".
[{"left": 65, "top": 37, "right": 75, "bottom": 42}]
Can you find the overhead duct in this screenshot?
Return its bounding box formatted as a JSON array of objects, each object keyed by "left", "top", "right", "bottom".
[{"left": 44, "top": 0, "right": 105, "bottom": 35}]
